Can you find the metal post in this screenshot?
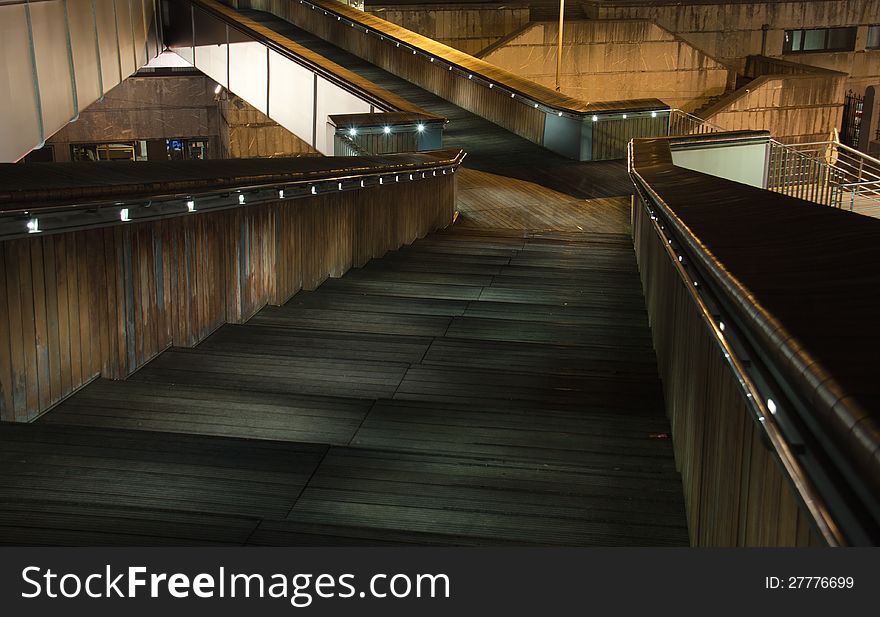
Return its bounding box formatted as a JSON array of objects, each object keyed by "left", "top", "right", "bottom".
[{"left": 555, "top": 0, "right": 564, "bottom": 92}]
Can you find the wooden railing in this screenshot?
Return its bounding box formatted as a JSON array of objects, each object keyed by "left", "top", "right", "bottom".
[
  {"left": 629, "top": 136, "right": 880, "bottom": 546},
  {"left": 0, "top": 150, "right": 463, "bottom": 423}
]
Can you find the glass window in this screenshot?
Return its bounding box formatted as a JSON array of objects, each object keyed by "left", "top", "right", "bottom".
[
  {"left": 868, "top": 25, "right": 880, "bottom": 50},
  {"left": 803, "top": 29, "right": 826, "bottom": 51},
  {"left": 783, "top": 27, "right": 856, "bottom": 53},
  {"left": 827, "top": 27, "right": 856, "bottom": 50}
]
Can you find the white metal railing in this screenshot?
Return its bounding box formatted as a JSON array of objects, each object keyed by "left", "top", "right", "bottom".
[
  {"left": 783, "top": 140, "right": 880, "bottom": 213},
  {"left": 667, "top": 109, "right": 726, "bottom": 136},
  {"left": 667, "top": 110, "right": 880, "bottom": 215},
  {"left": 766, "top": 139, "right": 843, "bottom": 208}
]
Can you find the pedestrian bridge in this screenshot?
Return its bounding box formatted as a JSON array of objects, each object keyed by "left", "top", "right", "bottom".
[{"left": 0, "top": 0, "right": 877, "bottom": 546}]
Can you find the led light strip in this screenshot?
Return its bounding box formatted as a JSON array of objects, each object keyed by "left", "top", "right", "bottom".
[{"left": 0, "top": 162, "right": 461, "bottom": 241}]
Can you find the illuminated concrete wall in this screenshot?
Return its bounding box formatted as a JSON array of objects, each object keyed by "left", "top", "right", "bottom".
[
  {"left": 698, "top": 56, "right": 847, "bottom": 144},
  {"left": 0, "top": 0, "right": 161, "bottom": 162},
  {"left": 586, "top": 0, "right": 880, "bottom": 95},
  {"left": 42, "top": 73, "right": 316, "bottom": 161},
  {"left": 366, "top": 3, "right": 530, "bottom": 55},
  {"left": 480, "top": 20, "right": 731, "bottom": 112}
]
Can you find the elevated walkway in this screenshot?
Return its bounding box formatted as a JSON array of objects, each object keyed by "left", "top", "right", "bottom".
[
  {"left": 238, "top": 9, "right": 635, "bottom": 198},
  {"left": 1, "top": 171, "right": 688, "bottom": 546}
]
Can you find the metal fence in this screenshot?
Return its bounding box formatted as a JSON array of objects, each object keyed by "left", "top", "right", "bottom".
[
  {"left": 333, "top": 134, "right": 371, "bottom": 157},
  {"left": 766, "top": 140, "right": 843, "bottom": 207},
  {"left": 666, "top": 109, "right": 880, "bottom": 215},
  {"left": 783, "top": 140, "right": 880, "bottom": 213},
  {"left": 667, "top": 109, "right": 725, "bottom": 137}
]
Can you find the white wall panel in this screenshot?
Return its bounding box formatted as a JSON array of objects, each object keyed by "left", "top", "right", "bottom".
[
  {"left": 0, "top": 4, "right": 41, "bottom": 161},
  {"left": 315, "top": 76, "right": 370, "bottom": 154},
  {"left": 268, "top": 49, "right": 315, "bottom": 146}
]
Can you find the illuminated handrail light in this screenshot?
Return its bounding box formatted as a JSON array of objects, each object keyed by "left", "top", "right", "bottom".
[
  {"left": 186, "top": 199, "right": 196, "bottom": 212},
  {"left": 120, "top": 208, "right": 131, "bottom": 222},
  {"left": 238, "top": 194, "right": 245, "bottom": 205},
  {"left": 383, "top": 126, "right": 391, "bottom": 134},
  {"left": 417, "top": 124, "right": 425, "bottom": 132},
  {"left": 26, "top": 217, "right": 40, "bottom": 233}
]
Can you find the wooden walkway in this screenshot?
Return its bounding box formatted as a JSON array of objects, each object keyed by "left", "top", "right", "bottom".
[
  {"left": 0, "top": 10, "right": 687, "bottom": 546},
  {"left": 0, "top": 170, "right": 687, "bottom": 545},
  {"left": 240, "top": 10, "right": 635, "bottom": 199}
]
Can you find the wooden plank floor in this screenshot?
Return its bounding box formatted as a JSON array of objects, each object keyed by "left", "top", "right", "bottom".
[
  {"left": 4, "top": 169, "right": 689, "bottom": 545},
  {"left": 0, "top": 15, "right": 687, "bottom": 545}
]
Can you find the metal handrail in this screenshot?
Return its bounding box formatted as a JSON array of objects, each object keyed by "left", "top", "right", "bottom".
[
  {"left": 0, "top": 150, "right": 466, "bottom": 239},
  {"left": 183, "top": 0, "right": 416, "bottom": 114},
  {"left": 628, "top": 138, "right": 879, "bottom": 545},
  {"left": 334, "top": 134, "right": 371, "bottom": 157},
  {"left": 667, "top": 109, "right": 726, "bottom": 136},
  {"left": 286, "top": 0, "right": 667, "bottom": 120}
]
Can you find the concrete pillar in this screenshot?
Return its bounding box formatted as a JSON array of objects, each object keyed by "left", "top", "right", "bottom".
[{"left": 858, "top": 85, "right": 879, "bottom": 154}]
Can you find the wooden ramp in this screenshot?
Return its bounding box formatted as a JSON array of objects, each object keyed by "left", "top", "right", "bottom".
[{"left": 1, "top": 169, "right": 688, "bottom": 546}]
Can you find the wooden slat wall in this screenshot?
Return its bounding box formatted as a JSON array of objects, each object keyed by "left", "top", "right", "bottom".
[
  {"left": 0, "top": 176, "right": 454, "bottom": 422},
  {"left": 246, "top": 0, "right": 546, "bottom": 145},
  {"left": 632, "top": 201, "right": 824, "bottom": 547}
]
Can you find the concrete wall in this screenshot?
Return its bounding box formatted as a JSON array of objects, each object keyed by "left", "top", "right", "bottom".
[
  {"left": 47, "top": 74, "right": 224, "bottom": 161},
  {"left": 480, "top": 20, "right": 730, "bottom": 112},
  {"left": 366, "top": 3, "right": 530, "bottom": 55},
  {"left": 46, "top": 74, "right": 316, "bottom": 161},
  {"left": 222, "top": 95, "right": 320, "bottom": 158},
  {"left": 700, "top": 56, "right": 846, "bottom": 144},
  {"left": 587, "top": 0, "right": 880, "bottom": 95}
]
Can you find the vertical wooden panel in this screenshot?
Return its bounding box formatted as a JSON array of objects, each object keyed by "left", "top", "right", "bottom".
[
  {"left": 85, "top": 230, "right": 103, "bottom": 379},
  {"left": 0, "top": 169, "right": 455, "bottom": 420},
  {"left": 0, "top": 245, "right": 13, "bottom": 420},
  {"left": 633, "top": 201, "right": 824, "bottom": 546},
  {"left": 64, "top": 233, "right": 83, "bottom": 387},
  {"left": 54, "top": 235, "right": 72, "bottom": 393},
  {"left": 29, "top": 239, "right": 50, "bottom": 413},
  {"left": 42, "top": 237, "right": 62, "bottom": 406},
  {"left": 14, "top": 240, "right": 39, "bottom": 420},
  {"left": 4, "top": 242, "right": 27, "bottom": 421},
  {"left": 90, "top": 230, "right": 110, "bottom": 380}
]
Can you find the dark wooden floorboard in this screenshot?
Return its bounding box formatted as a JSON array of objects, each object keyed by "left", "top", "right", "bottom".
[
  {"left": 286, "top": 447, "right": 687, "bottom": 546},
  {"left": 25, "top": 220, "right": 687, "bottom": 546},
  {"left": 4, "top": 13, "right": 690, "bottom": 545}
]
